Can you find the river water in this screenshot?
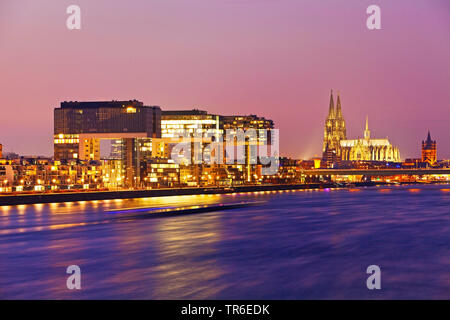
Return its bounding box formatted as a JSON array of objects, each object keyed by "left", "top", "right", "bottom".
[{"left": 0, "top": 184, "right": 449, "bottom": 299}]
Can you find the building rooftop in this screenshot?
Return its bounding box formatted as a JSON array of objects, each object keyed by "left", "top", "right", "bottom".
[
  {"left": 60, "top": 100, "right": 145, "bottom": 109},
  {"left": 162, "top": 109, "right": 209, "bottom": 116}
]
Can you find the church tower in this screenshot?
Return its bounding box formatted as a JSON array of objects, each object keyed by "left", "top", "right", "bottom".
[
  {"left": 323, "top": 90, "right": 347, "bottom": 159},
  {"left": 364, "top": 116, "right": 370, "bottom": 140},
  {"left": 335, "top": 92, "right": 347, "bottom": 142},
  {"left": 422, "top": 131, "right": 437, "bottom": 166},
  {"left": 323, "top": 90, "right": 335, "bottom": 152}
]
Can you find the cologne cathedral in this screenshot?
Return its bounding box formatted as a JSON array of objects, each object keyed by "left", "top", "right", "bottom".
[{"left": 322, "top": 91, "right": 401, "bottom": 165}]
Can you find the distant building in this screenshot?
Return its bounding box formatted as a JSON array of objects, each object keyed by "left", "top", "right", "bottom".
[
  {"left": 422, "top": 131, "right": 437, "bottom": 166},
  {"left": 4, "top": 152, "right": 19, "bottom": 160},
  {"left": 402, "top": 158, "right": 425, "bottom": 169},
  {"left": 0, "top": 143, "right": 2, "bottom": 159},
  {"left": 322, "top": 144, "right": 339, "bottom": 168},
  {"left": 0, "top": 164, "right": 14, "bottom": 186}
]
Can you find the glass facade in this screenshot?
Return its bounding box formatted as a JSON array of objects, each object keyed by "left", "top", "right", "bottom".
[
  {"left": 54, "top": 100, "right": 161, "bottom": 137},
  {"left": 161, "top": 110, "right": 220, "bottom": 138},
  {"left": 54, "top": 100, "right": 161, "bottom": 161}
]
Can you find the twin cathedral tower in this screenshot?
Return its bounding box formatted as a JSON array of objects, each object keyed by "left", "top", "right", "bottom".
[{"left": 322, "top": 90, "right": 401, "bottom": 165}]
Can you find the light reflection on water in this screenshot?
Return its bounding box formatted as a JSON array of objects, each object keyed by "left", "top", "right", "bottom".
[{"left": 0, "top": 184, "right": 449, "bottom": 299}]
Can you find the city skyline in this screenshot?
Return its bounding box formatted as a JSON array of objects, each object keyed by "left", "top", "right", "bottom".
[
  {"left": 1, "top": 94, "right": 446, "bottom": 161},
  {"left": 1, "top": 0, "right": 449, "bottom": 158}
]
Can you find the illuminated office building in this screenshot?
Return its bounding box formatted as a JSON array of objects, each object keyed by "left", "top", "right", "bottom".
[
  {"left": 162, "top": 110, "right": 273, "bottom": 137},
  {"left": 54, "top": 100, "right": 161, "bottom": 161},
  {"left": 221, "top": 115, "right": 274, "bottom": 131},
  {"left": 161, "top": 109, "right": 273, "bottom": 148},
  {"left": 54, "top": 100, "right": 161, "bottom": 186},
  {"left": 161, "top": 109, "right": 220, "bottom": 138},
  {"left": 161, "top": 110, "right": 275, "bottom": 183}
]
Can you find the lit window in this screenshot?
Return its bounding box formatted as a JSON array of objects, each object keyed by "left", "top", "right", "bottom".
[{"left": 126, "top": 106, "right": 137, "bottom": 113}]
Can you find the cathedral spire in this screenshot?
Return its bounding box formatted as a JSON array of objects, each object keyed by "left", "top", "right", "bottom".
[
  {"left": 328, "top": 90, "right": 335, "bottom": 118},
  {"left": 427, "top": 130, "right": 432, "bottom": 142},
  {"left": 336, "top": 91, "right": 343, "bottom": 118},
  {"left": 364, "top": 115, "right": 370, "bottom": 140}
]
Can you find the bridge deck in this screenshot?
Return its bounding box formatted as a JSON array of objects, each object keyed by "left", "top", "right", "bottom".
[{"left": 301, "top": 169, "right": 450, "bottom": 176}]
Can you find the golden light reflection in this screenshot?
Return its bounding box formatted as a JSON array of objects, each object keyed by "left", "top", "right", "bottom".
[
  {"left": 33, "top": 203, "right": 44, "bottom": 217},
  {"left": 49, "top": 222, "right": 88, "bottom": 230},
  {"left": 1, "top": 205, "right": 11, "bottom": 215},
  {"left": 17, "top": 205, "right": 27, "bottom": 215}
]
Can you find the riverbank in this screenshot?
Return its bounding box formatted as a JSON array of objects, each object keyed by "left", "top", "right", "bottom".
[{"left": 0, "top": 181, "right": 446, "bottom": 206}]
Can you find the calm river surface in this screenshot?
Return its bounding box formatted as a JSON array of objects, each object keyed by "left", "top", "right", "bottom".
[{"left": 0, "top": 184, "right": 449, "bottom": 299}]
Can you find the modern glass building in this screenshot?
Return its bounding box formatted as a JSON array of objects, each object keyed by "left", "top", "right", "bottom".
[
  {"left": 160, "top": 110, "right": 276, "bottom": 182},
  {"left": 54, "top": 100, "right": 161, "bottom": 160},
  {"left": 54, "top": 100, "right": 161, "bottom": 187},
  {"left": 161, "top": 109, "right": 220, "bottom": 139},
  {"left": 161, "top": 109, "right": 274, "bottom": 138}
]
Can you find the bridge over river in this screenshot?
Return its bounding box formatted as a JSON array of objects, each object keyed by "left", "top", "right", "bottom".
[{"left": 301, "top": 168, "right": 450, "bottom": 176}]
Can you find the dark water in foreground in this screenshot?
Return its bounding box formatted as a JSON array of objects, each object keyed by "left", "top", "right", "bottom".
[{"left": 0, "top": 184, "right": 449, "bottom": 299}]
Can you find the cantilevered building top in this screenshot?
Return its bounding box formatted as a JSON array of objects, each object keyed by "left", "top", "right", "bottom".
[
  {"left": 162, "top": 109, "right": 208, "bottom": 116},
  {"left": 60, "top": 100, "right": 145, "bottom": 108},
  {"left": 54, "top": 100, "right": 161, "bottom": 136}
]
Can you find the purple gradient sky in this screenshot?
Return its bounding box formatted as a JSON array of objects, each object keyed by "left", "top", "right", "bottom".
[{"left": 0, "top": 0, "right": 449, "bottom": 159}]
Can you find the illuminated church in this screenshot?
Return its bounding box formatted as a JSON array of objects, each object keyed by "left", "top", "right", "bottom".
[
  {"left": 323, "top": 91, "right": 401, "bottom": 164},
  {"left": 421, "top": 131, "right": 437, "bottom": 166}
]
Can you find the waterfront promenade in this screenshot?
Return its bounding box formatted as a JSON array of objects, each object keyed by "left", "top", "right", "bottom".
[{"left": 0, "top": 183, "right": 335, "bottom": 206}]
